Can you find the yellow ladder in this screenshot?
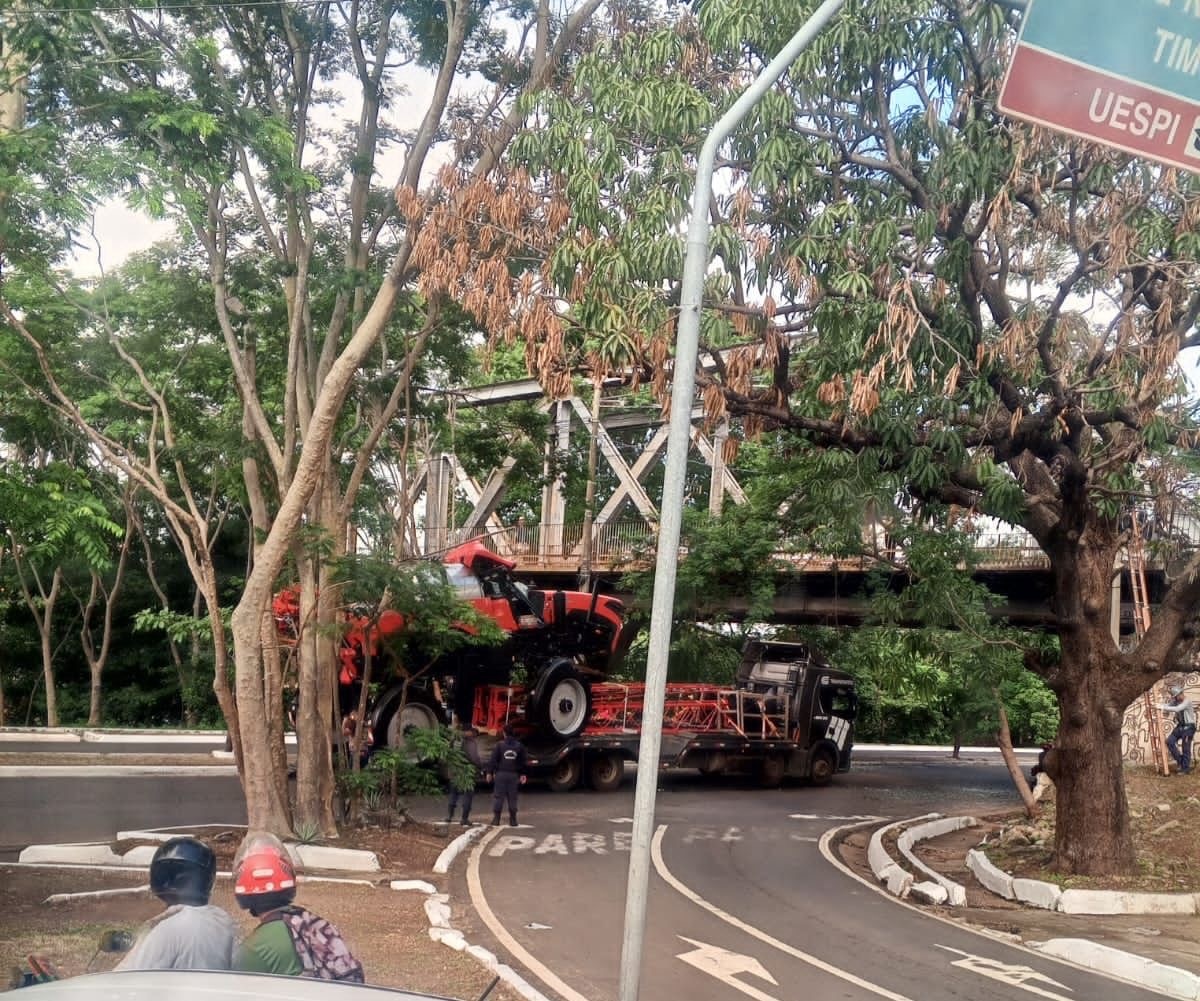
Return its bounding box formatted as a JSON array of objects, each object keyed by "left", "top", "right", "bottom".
[{"left": 1130, "top": 513, "right": 1170, "bottom": 775}]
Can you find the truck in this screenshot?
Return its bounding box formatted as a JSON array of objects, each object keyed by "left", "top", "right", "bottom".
[
  {"left": 273, "top": 539, "right": 636, "bottom": 744},
  {"left": 470, "top": 639, "right": 858, "bottom": 790}
]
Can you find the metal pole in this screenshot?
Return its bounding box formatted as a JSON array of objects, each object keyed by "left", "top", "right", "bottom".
[{"left": 616, "top": 3, "right": 851, "bottom": 1000}]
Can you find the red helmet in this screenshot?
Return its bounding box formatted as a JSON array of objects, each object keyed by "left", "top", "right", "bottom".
[{"left": 233, "top": 832, "right": 296, "bottom": 914}]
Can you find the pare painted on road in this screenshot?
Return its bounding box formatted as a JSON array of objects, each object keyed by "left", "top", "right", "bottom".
[{"left": 488, "top": 831, "right": 632, "bottom": 857}]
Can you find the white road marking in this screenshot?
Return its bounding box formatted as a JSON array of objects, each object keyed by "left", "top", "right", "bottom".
[
  {"left": 936, "top": 946, "right": 1074, "bottom": 1001},
  {"left": 466, "top": 826, "right": 591, "bottom": 1001},
  {"left": 609, "top": 817, "right": 634, "bottom": 823},
  {"left": 652, "top": 825, "right": 916, "bottom": 1001},
  {"left": 525, "top": 922, "right": 553, "bottom": 930},
  {"left": 677, "top": 936, "right": 781, "bottom": 1001}
]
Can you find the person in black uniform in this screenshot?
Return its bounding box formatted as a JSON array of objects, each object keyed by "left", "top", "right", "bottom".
[{"left": 486, "top": 724, "right": 527, "bottom": 827}]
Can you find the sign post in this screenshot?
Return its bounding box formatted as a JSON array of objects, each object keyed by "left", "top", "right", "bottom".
[{"left": 999, "top": 0, "right": 1200, "bottom": 171}]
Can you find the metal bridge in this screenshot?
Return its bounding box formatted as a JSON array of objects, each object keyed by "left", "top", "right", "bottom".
[{"left": 398, "top": 375, "right": 1188, "bottom": 627}]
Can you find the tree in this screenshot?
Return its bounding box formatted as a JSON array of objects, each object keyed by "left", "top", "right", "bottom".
[
  {"left": 0, "top": 0, "right": 606, "bottom": 835},
  {"left": 434, "top": 0, "right": 1200, "bottom": 874}
]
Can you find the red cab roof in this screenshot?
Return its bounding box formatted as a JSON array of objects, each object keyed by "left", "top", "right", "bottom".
[{"left": 443, "top": 539, "right": 516, "bottom": 572}]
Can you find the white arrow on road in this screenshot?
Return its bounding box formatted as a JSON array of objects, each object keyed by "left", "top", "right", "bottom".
[
  {"left": 936, "top": 945, "right": 1074, "bottom": 1001},
  {"left": 677, "top": 936, "right": 781, "bottom": 1001}
]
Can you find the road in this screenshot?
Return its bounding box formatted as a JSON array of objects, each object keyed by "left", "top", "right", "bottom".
[{"left": 463, "top": 757, "right": 1159, "bottom": 1001}]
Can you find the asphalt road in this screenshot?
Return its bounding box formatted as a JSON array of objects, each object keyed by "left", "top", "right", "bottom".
[
  {"left": 463, "top": 759, "right": 1159, "bottom": 1001},
  {"left": 0, "top": 773, "right": 247, "bottom": 853},
  {"left": 0, "top": 734, "right": 229, "bottom": 756}
]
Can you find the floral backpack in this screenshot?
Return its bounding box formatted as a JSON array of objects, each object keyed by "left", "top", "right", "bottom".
[{"left": 268, "top": 907, "right": 364, "bottom": 983}]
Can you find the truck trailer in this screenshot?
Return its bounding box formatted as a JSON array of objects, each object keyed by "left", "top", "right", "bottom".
[{"left": 471, "top": 639, "right": 858, "bottom": 791}]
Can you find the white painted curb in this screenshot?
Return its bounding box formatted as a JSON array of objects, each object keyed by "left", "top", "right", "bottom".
[
  {"left": 19, "top": 843, "right": 126, "bottom": 866},
  {"left": 433, "top": 826, "right": 486, "bottom": 875},
  {"left": 1032, "top": 938, "right": 1200, "bottom": 1000},
  {"left": 0, "top": 765, "right": 237, "bottom": 777},
  {"left": 970, "top": 845, "right": 1199, "bottom": 915},
  {"left": 866, "top": 813, "right": 939, "bottom": 901},
  {"left": 44, "top": 886, "right": 150, "bottom": 904},
  {"left": 393, "top": 875, "right": 552, "bottom": 1001},
  {"left": 288, "top": 843, "right": 380, "bottom": 873},
  {"left": 896, "top": 816, "right": 976, "bottom": 907}
]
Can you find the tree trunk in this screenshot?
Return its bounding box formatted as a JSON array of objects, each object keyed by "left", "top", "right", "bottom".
[
  {"left": 1048, "top": 668, "right": 1133, "bottom": 874},
  {"left": 995, "top": 691, "right": 1038, "bottom": 819},
  {"left": 295, "top": 548, "right": 337, "bottom": 836},
  {"left": 40, "top": 568, "right": 62, "bottom": 727},
  {"left": 88, "top": 666, "right": 103, "bottom": 727},
  {"left": 232, "top": 600, "right": 294, "bottom": 834}
]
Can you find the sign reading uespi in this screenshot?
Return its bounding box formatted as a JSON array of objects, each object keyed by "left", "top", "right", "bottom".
[{"left": 999, "top": 0, "right": 1200, "bottom": 172}]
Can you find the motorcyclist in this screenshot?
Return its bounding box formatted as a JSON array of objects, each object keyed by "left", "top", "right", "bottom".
[
  {"left": 116, "top": 836, "right": 236, "bottom": 971},
  {"left": 231, "top": 832, "right": 363, "bottom": 982}
]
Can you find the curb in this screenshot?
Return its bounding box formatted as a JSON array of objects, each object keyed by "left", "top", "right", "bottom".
[
  {"left": 400, "top": 879, "right": 552, "bottom": 1001},
  {"left": 971, "top": 842, "right": 1199, "bottom": 915},
  {"left": 1032, "top": 938, "right": 1200, "bottom": 1000},
  {"left": 433, "top": 826, "right": 487, "bottom": 875},
  {"left": 21, "top": 829, "right": 381, "bottom": 876},
  {"left": 5, "top": 860, "right": 375, "bottom": 888},
  {"left": 897, "top": 816, "right": 976, "bottom": 906},
  {"left": 44, "top": 886, "right": 151, "bottom": 904},
  {"left": 867, "top": 813, "right": 939, "bottom": 901}
]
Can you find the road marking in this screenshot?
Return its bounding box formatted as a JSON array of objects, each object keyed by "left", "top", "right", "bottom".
[
  {"left": 936, "top": 946, "right": 1074, "bottom": 1001},
  {"left": 525, "top": 922, "right": 553, "bottom": 930},
  {"left": 789, "top": 814, "right": 886, "bottom": 821},
  {"left": 652, "top": 825, "right": 916, "bottom": 1001},
  {"left": 467, "top": 826, "right": 590, "bottom": 1001},
  {"left": 488, "top": 831, "right": 632, "bottom": 857},
  {"left": 609, "top": 817, "right": 633, "bottom": 823},
  {"left": 677, "top": 936, "right": 780, "bottom": 1001}
]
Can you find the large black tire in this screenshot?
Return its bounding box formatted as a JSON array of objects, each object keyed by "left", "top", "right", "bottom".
[
  {"left": 547, "top": 755, "right": 583, "bottom": 793},
  {"left": 587, "top": 751, "right": 624, "bottom": 792},
  {"left": 529, "top": 661, "right": 592, "bottom": 739},
  {"left": 809, "top": 747, "right": 837, "bottom": 787},
  {"left": 375, "top": 689, "right": 445, "bottom": 750}
]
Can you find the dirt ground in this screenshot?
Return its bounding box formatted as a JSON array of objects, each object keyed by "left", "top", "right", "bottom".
[
  {"left": 839, "top": 764, "right": 1200, "bottom": 976},
  {"left": 0, "top": 862, "right": 520, "bottom": 1000}
]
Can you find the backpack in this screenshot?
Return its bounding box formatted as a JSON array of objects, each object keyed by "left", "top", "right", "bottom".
[{"left": 268, "top": 907, "right": 364, "bottom": 983}]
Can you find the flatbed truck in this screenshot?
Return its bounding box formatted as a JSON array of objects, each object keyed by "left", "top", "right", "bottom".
[{"left": 470, "top": 640, "right": 858, "bottom": 791}]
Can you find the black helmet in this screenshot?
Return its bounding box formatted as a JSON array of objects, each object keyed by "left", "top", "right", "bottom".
[{"left": 149, "top": 837, "right": 217, "bottom": 906}]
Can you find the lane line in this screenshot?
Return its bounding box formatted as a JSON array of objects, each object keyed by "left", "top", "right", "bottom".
[
  {"left": 467, "top": 825, "right": 594, "bottom": 1001},
  {"left": 651, "top": 824, "right": 916, "bottom": 1001}
]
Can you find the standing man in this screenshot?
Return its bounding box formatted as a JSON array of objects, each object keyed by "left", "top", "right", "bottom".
[
  {"left": 117, "top": 837, "right": 236, "bottom": 971},
  {"left": 1160, "top": 684, "right": 1197, "bottom": 775},
  {"left": 486, "top": 724, "right": 527, "bottom": 827},
  {"left": 445, "top": 725, "right": 483, "bottom": 826}
]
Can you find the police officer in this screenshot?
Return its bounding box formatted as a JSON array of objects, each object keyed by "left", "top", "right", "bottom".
[{"left": 486, "top": 724, "right": 527, "bottom": 827}]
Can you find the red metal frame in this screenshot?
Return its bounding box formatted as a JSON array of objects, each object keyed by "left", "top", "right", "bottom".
[{"left": 471, "top": 681, "right": 793, "bottom": 740}]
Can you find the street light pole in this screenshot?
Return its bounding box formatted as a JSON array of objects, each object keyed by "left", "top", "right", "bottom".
[{"left": 616, "top": 3, "right": 852, "bottom": 1000}]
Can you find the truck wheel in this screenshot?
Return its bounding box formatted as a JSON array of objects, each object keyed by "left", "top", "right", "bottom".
[
  {"left": 587, "top": 752, "right": 623, "bottom": 792},
  {"left": 378, "top": 692, "right": 444, "bottom": 749},
  {"left": 531, "top": 662, "right": 592, "bottom": 739},
  {"left": 547, "top": 755, "right": 582, "bottom": 793},
  {"left": 759, "top": 753, "right": 786, "bottom": 788},
  {"left": 809, "top": 748, "right": 836, "bottom": 787}
]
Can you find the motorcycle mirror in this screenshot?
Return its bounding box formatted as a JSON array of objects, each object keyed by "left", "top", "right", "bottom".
[{"left": 98, "top": 930, "right": 135, "bottom": 954}]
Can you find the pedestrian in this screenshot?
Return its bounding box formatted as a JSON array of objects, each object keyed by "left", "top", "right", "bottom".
[
  {"left": 445, "top": 725, "right": 483, "bottom": 826},
  {"left": 486, "top": 723, "right": 528, "bottom": 827},
  {"left": 1159, "top": 685, "right": 1197, "bottom": 775},
  {"left": 232, "top": 831, "right": 364, "bottom": 982},
  {"left": 116, "top": 837, "right": 237, "bottom": 972}
]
